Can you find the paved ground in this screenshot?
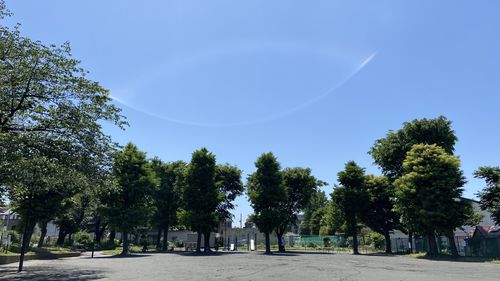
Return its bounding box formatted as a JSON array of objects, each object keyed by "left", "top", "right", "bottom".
[{"left": 1, "top": 251, "right": 499, "bottom": 281}]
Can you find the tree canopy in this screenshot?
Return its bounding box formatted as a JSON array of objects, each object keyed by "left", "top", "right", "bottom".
[
  {"left": 183, "top": 148, "right": 219, "bottom": 253},
  {"left": 394, "top": 144, "right": 466, "bottom": 256},
  {"left": 247, "top": 152, "right": 286, "bottom": 254},
  {"left": 474, "top": 166, "right": 500, "bottom": 225},
  {"left": 101, "top": 143, "right": 156, "bottom": 255},
  {"left": 369, "top": 116, "right": 457, "bottom": 179},
  {"left": 333, "top": 161, "right": 369, "bottom": 255},
  {"left": 361, "top": 175, "right": 399, "bottom": 253},
  {"left": 275, "top": 167, "right": 319, "bottom": 251}
]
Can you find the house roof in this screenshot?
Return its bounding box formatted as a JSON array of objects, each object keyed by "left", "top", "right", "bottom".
[{"left": 473, "top": 225, "right": 500, "bottom": 238}]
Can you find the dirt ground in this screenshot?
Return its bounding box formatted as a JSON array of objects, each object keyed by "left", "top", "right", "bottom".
[{"left": 1, "top": 251, "right": 499, "bottom": 281}]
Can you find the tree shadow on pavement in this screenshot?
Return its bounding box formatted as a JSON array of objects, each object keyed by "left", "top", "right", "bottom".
[
  {"left": 413, "top": 254, "right": 498, "bottom": 263},
  {"left": 90, "top": 253, "right": 151, "bottom": 259},
  {"left": 167, "top": 251, "right": 249, "bottom": 257},
  {"left": 0, "top": 266, "right": 105, "bottom": 281},
  {"left": 271, "top": 251, "right": 334, "bottom": 256}
]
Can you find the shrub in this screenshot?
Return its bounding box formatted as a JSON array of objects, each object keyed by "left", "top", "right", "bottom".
[
  {"left": 323, "top": 237, "right": 332, "bottom": 248},
  {"left": 370, "top": 233, "right": 385, "bottom": 250},
  {"left": 7, "top": 230, "right": 20, "bottom": 243},
  {"left": 97, "top": 239, "right": 118, "bottom": 250},
  {"left": 74, "top": 232, "right": 93, "bottom": 249},
  {"left": 63, "top": 238, "right": 74, "bottom": 247}
]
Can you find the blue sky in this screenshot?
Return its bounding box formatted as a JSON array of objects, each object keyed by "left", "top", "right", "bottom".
[{"left": 6, "top": 0, "right": 500, "bottom": 225}]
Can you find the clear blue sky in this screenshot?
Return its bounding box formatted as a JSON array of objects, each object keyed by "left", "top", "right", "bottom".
[{"left": 6, "top": 0, "right": 500, "bottom": 225}]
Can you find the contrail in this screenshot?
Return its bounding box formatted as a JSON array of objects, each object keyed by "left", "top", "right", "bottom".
[{"left": 110, "top": 51, "right": 377, "bottom": 127}]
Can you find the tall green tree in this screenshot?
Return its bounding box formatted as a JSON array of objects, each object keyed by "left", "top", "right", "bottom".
[
  {"left": 55, "top": 191, "right": 94, "bottom": 246},
  {"left": 101, "top": 143, "right": 156, "bottom": 255},
  {"left": 362, "top": 175, "right": 399, "bottom": 253},
  {"left": 151, "top": 158, "right": 185, "bottom": 251},
  {"left": 247, "top": 153, "right": 286, "bottom": 254},
  {"left": 299, "top": 189, "right": 328, "bottom": 235},
  {"left": 215, "top": 163, "right": 244, "bottom": 223},
  {"left": 4, "top": 154, "right": 84, "bottom": 270},
  {"left": 333, "top": 161, "right": 369, "bottom": 255},
  {"left": 474, "top": 166, "right": 500, "bottom": 225},
  {"left": 394, "top": 144, "right": 466, "bottom": 256},
  {"left": 0, "top": 3, "right": 124, "bottom": 270},
  {"left": 369, "top": 116, "right": 457, "bottom": 251},
  {"left": 183, "top": 148, "right": 219, "bottom": 253},
  {"left": 275, "top": 167, "right": 318, "bottom": 252}
]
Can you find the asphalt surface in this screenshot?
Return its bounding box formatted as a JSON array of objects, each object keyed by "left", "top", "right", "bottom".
[{"left": 1, "top": 251, "right": 499, "bottom": 281}]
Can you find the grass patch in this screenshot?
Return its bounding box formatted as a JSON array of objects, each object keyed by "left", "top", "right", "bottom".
[
  {"left": 101, "top": 245, "right": 147, "bottom": 255},
  {"left": 0, "top": 246, "right": 74, "bottom": 257}
]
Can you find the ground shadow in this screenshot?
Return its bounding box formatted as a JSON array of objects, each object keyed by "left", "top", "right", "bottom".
[
  {"left": 90, "top": 253, "right": 151, "bottom": 259},
  {"left": 167, "top": 251, "right": 249, "bottom": 257},
  {"left": 268, "top": 250, "right": 334, "bottom": 256},
  {"left": 413, "top": 254, "right": 498, "bottom": 263},
  {"left": 0, "top": 266, "right": 105, "bottom": 281}
]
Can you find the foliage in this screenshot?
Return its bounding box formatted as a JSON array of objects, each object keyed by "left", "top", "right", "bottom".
[
  {"left": 369, "top": 116, "right": 457, "bottom": 179},
  {"left": 150, "top": 159, "right": 185, "bottom": 234},
  {"left": 215, "top": 163, "right": 244, "bottom": 221},
  {"left": 394, "top": 144, "right": 466, "bottom": 255},
  {"left": 309, "top": 207, "right": 327, "bottom": 236},
  {"left": 299, "top": 189, "right": 328, "bottom": 235},
  {"left": 247, "top": 153, "right": 286, "bottom": 253},
  {"left": 0, "top": 3, "right": 124, "bottom": 270},
  {"left": 332, "top": 161, "right": 369, "bottom": 254},
  {"left": 247, "top": 153, "right": 286, "bottom": 234},
  {"left": 323, "top": 198, "right": 347, "bottom": 235},
  {"left": 74, "top": 232, "right": 92, "bottom": 248},
  {"left": 182, "top": 148, "right": 219, "bottom": 249},
  {"left": 369, "top": 232, "right": 385, "bottom": 250},
  {"left": 474, "top": 166, "right": 500, "bottom": 225},
  {"left": 275, "top": 167, "right": 319, "bottom": 250},
  {"left": 361, "top": 175, "right": 399, "bottom": 252},
  {"left": 100, "top": 143, "right": 156, "bottom": 254}
]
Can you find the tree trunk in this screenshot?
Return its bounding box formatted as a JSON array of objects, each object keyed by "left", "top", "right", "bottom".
[
  {"left": 98, "top": 224, "right": 107, "bottom": 243},
  {"left": 264, "top": 232, "right": 271, "bottom": 254},
  {"left": 56, "top": 228, "right": 66, "bottom": 245},
  {"left": 427, "top": 230, "right": 438, "bottom": 256},
  {"left": 204, "top": 231, "right": 211, "bottom": 253},
  {"left": 384, "top": 231, "right": 392, "bottom": 254},
  {"left": 121, "top": 232, "right": 129, "bottom": 255},
  {"left": 196, "top": 231, "right": 202, "bottom": 253},
  {"left": 448, "top": 234, "right": 459, "bottom": 257},
  {"left": 156, "top": 228, "right": 162, "bottom": 249},
  {"left": 18, "top": 219, "right": 36, "bottom": 272},
  {"left": 37, "top": 220, "right": 48, "bottom": 248},
  {"left": 276, "top": 230, "right": 285, "bottom": 252},
  {"left": 351, "top": 221, "right": 359, "bottom": 255},
  {"left": 162, "top": 227, "right": 169, "bottom": 251},
  {"left": 408, "top": 232, "right": 414, "bottom": 253},
  {"left": 94, "top": 217, "right": 101, "bottom": 244},
  {"left": 109, "top": 229, "right": 116, "bottom": 242}
]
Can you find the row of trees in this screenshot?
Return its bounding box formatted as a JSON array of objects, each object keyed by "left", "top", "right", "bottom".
[
  {"left": 312, "top": 116, "right": 496, "bottom": 257},
  {"left": 247, "top": 153, "right": 323, "bottom": 254},
  {"left": 101, "top": 145, "right": 244, "bottom": 255}
]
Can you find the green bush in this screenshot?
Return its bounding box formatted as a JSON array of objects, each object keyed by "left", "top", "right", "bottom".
[
  {"left": 74, "top": 232, "right": 93, "bottom": 248},
  {"left": 307, "top": 242, "right": 317, "bottom": 248},
  {"left": 7, "top": 230, "right": 20, "bottom": 243},
  {"left": 97, "top": 239, "right": 118, "bottom": 250},
  {"left": 63, "top": 238, "right": 74, "bottom": 247},
  {"left": 323, "top": 237, "right": 332, "bottom": 248},
  {"left": 370, "top": 233, "right": 385, "bottom": 250}
]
